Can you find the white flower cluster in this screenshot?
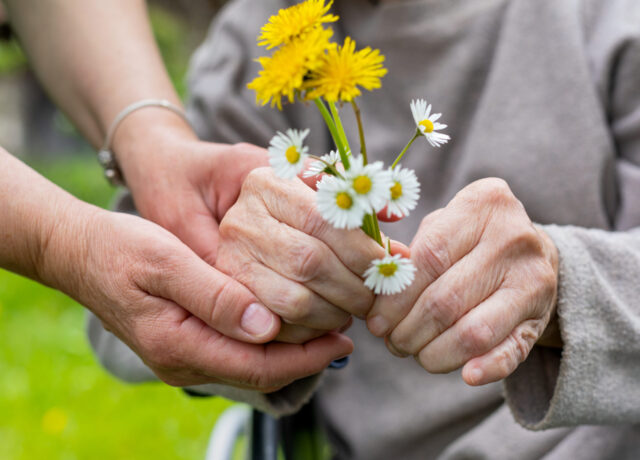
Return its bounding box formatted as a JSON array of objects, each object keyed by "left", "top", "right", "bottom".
[
  {"left": 315, "top": 156, "right": 420, "bottom": 229},
  {"left": 266, "top": 100, "right": 449, "bottom": 295}
]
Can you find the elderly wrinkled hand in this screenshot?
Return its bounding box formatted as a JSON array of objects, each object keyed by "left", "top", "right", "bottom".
[
  {"left": 216, "top": 167, "right": 387, "bottom": 343},
  {"left": 367, "top": 178, "right": 559, "bottom": 385}
]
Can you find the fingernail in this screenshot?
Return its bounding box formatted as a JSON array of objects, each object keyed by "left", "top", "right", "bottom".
[
  {"left": 468, "top": 367, "right": 483, "bottom": 385},
  {"left": 241, "top": 303, "right": 275, "bottom": 338},
  {"left": 367, "top": 315, "right": 389, "bottom": 337}
]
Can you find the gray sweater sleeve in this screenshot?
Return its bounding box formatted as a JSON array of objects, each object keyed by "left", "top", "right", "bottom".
[{"left": 505, "top": 14, "right": 640, "bottom": 429}]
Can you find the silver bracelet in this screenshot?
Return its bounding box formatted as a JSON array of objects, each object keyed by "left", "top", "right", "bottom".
[{"left": 97, "top": 99, "right": 192, "bottom": 186}]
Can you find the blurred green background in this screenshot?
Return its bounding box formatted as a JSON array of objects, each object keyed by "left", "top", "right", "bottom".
[{"left": 0, "top": 4, "right": 240, "bottom": 459}]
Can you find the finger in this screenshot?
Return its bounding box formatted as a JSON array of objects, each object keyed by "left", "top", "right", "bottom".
[
  {"left": 223, "top": 258, "right": 351, "bottom": 330},
  {"left": 275, "top": 317, "right": 352, "bottom": 344},
  {"left": 462, "top": 319, "right": 545, "bottom": 386},
  {"left": 225, "top": 211, "right": 375, "bottom": 318},
  {"left": 248, "top": 168, "right": 386, "bottom": 276},
  {"left": 416, "top": 287, "right": 544, "bottom": 374},
  {"left": 275, "top": 323, "right": 328, "bottom": 344},
  {"left": 367, "top": 203, "right": 485, "bottom": 337},
  {"left": 143, "top": 248, "right": 280, "bottom": 344},
  {"left": 172, "top": 208, "right": 221, "bottom": 265},
  {"left": 386, "top": 244, "right": 506, "bottom": 356},
  {"left": 168, "top": 314, "right": 354, "bottom": 390}
]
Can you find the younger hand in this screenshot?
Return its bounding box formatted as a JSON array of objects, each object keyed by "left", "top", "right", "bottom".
[
  {"left": 367, "top": 178, "right": 559, "bottom": 385},
  {"left": 42, "top": 205, "right": 352, "bottom": 391},
  {"left": 114, "top": 109, "right": 268, "bottom": 265}
]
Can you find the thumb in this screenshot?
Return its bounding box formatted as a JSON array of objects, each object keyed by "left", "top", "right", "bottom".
[
  {"left": 145, "top": 247, "right": 281, "bottom": 344},
  {"left": 389, "top": 239, "right": 411, "bottom": 258}
]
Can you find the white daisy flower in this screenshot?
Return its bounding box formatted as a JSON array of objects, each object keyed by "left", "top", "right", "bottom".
[
  {"left": 364, "top": 254, "right": 416, "bottom": 295},
  {"left": 345, "top": 156, "right": 393, "bottom": 213},
  {"left": 316, "top": 175, "right": 367, "bottom": 229},
  {"left": 303, "top": 150, "right": 341, "bottom": 178},
  {"left": 268, "top": 128, "right": 310, "bottom": 179},
  {"left": 386, "top": 166, "right": 421, "bottom": 218},
  {"left": 410, "top": 99, "right": 450, "bottom": 147}
]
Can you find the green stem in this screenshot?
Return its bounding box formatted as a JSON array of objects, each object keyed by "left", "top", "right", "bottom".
[
  {"left": 328, "top": 101, "right": 351, "bottom": 168},
  {"left": 370, "top": 213, "right": 383, "bottom": 246},
  {"left": 329, "top": 102, "right": 349, "bottom": 151},
  {"left": 361, "top": 216, "right": 373, "bottom": 237},
  {"left": 360, "top": 215, "right": 383, "bottom": 246},
  {"left": 314, "top": 98, "right": 350, "bottom": 169},
  {"left": 350, "top": 100, "right": 368, "bottom": 165},
  {"left": 391, "top": 130, "right": 421, "bottom": 170}
]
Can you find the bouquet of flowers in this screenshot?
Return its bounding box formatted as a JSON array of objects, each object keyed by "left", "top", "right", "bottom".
[{"left": 248, "top": 0, "right": 450, "bottom": 295}]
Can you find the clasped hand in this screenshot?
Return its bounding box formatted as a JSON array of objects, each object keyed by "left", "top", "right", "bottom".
[{"left": 217, "top": 172, "right": 559, "bottom": 386}]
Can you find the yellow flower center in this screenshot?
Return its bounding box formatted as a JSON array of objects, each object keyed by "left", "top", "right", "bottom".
[
  {"left": 378, "top": 263, "right": 397, "bottom": 277},
  {"left": 285, "top": 146, "right": 300, "bottom": 164},
  {"left": 353, "top": 176, "right": 372, "bottom": 194},
  {"left": 419, "top": 119, "right": 434, "bottom": 133},
  {"left": 390, "top": 182, "right": 403, "bottom": 200},
  {"left": 336, "top": 192, "right": 353, "bottom": 210}
]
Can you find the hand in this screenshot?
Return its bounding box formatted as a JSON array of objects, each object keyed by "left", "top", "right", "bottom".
[
  {"left": 41, "top": 204, "right": 353, "bottom": 391},
  {"left": 366, "top": 178, "right": 559, "bottom": 386},
  {"left": 114, "top": 109, "right": 268, "bottom": 265},
  {"left": 216, "top": 167, "right": 386, "bottom": 343}
]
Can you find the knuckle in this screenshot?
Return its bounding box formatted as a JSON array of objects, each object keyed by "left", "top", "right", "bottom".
[
  {"left": 413, "top": 232, "right": 450, "bottom": 278},
  {"left": 504, "top": 226, "right": 544, "bottom": 257},
  {"left": 210, "top": 277, "right": 245, "bottom": 323},
  {"left": 493, "top": 345, "right": 518, "bottom": 379},
  {"left": 459, "top": 319, "right": 497, "bottom": 357},
  {"left": 506, "top": 333, "right": 528, "bottom": 365},
  {"left": 477, "top": 178, "right": 513, "bottom": 206},
  {"left": 243, "top": 167, "right": 272, "bottom": 191},
  {"left": 290, "top": 242, "right": 325, "bottom": 282},
  {"left": 300, "top": 204, "right": 329, "bottom": 237},
  {"left": 278, "top": 286, "right": 314, "bottom": 323},
  {"left": 388, "top": 331, "right": 416, "bottom": 356},
  {"left": 426, "top": 289, "right": 461, "bottom": 334},
  {"left": 218, "top": 209, "right": 245, "bottom": 241}
]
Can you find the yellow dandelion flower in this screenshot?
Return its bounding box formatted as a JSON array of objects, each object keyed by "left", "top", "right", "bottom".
[
  {"left": 248, "top": 26, "right": 333, "bottom": 110},
  {"left": 258, "top": 0, "right": 338, "bottom": 49},
  {"left": 306, "top": 37, "right": 387, "bottom": 103}
]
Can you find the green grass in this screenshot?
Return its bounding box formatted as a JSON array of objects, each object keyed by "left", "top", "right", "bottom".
[{"left": 0, "top": 155, "right": 233, "bottom": 460}]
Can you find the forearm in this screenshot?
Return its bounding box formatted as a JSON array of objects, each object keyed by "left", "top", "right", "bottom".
[
  {"left": 6, "top": 0, "right": 177, "bottom": 142},
  {"left": 0, "top": 148, "right": 95, "bottom": 291},
  {"left": 5, "top": 0, "right": 194, "bottom": 174}
]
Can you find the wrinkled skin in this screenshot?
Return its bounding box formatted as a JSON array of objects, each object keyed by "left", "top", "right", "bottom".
[
  {"left": 215, "top": 167, "right": 387, "bottom": 344},
  {"left": 43, "top": 206, "right": 353, "bottom": 392},
  {"left": 367, "top": 178, "right": 559, "bottom": 386}
]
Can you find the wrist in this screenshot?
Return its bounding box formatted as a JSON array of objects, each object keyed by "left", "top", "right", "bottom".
[
  {"left": 111, "top": 106, "right": 198, "bottom": 189},
  {"left": 36, "top": 196, "right": 102, "bottom": 298},
  {"left": 535, "top": 224, "right": 562, "bottom": 348}
]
